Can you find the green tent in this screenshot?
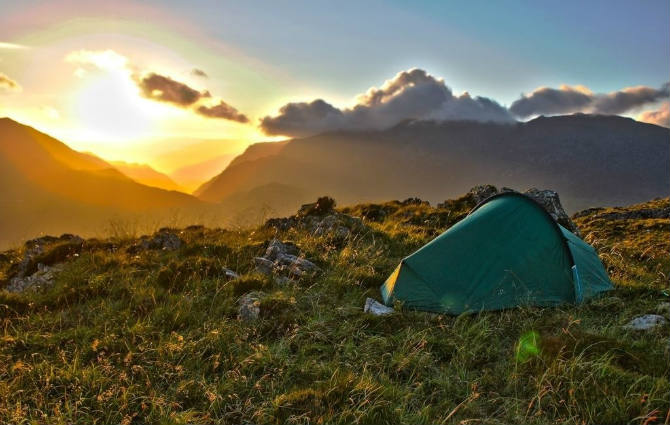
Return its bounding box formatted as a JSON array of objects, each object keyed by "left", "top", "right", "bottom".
[{"left": 381, "top": 192, "right": 613, "bottom": 314}]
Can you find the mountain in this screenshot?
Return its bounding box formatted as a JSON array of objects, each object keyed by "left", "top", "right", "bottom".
[
  {"left": 169, "top": 154, "right": 237, "bottom": 193},
  {"left": 111, "top": 160, "right": 183, "bottom": 192},
  {"left": 0, "top": 118, "right": 203, "bottom": 247},
  {"left": 194, "top": 142, "right": 289, "bottom": 197},
  {"left": 196, "top": 114, "right": 670, "bottom": 212}
]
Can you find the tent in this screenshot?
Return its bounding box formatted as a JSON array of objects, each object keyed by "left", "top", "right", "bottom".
[{"left": 381, "top": 192, "right": 613, "bottom": 314}]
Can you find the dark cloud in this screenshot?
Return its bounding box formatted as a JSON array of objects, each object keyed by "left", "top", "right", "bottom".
[
  {"left": 592, "top": 83, "right": 670, "bottom": 115},
  {"left": 138, "top": 72, "right": 210, "bottom": 106},
  {"left": 0, "top": 72, "right": 20, "bottom": 91},
  {"left": 638, "top": 102, "right": 670, "bottom": 128},
  {"left": 197, "top": 100, "right": 249, "bottom": 123},
  {"left": 192, "top": 68, "right": 208, "bottom": 78},
  {"left": 509, "top": 85, "right": 593, "bottom": 117},
  {"left": 511, "top": 83, "right": 670, "bottom": 118},
  {"left": 260, "top": 68, "right": 513, "bottom": 137}
]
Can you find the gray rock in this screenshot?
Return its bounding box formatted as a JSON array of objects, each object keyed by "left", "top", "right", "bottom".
[
  {"left": 364, "top": 298, "right": 394, "bottom": 316},
  {"left": 136, "top": 230, "right": 183, "bottom": 251},
  {"left": 12, "top": 233, "right": 83, "bottom": 278},
  {"left": 254, "top": 239, "right": 320, "bottom": 278},
  {"left": 222, "top": 268, "right": 239, "bottom": 280},
  {"left": 264, "top": 239, "right": 299, "bottom": 261},
  {"left": 275, "top": 276, "right": 292, "bottom": 285},
  {"left": 524, "top": 188, "right": 581, "bottom": 235},
  {"left": 238, "top": 291, "right": 266, "bottom": 321},
  {"left": 468, "top": 185, "right": 499, "bottom": 204},
  {"left": 6, "top": 263, "right": 62, "bottom": 292},
  {"left": 624, "top": 314, "right": 668, "bottom": 331},
  {"left": 254, "top": 257, "right": 274, "bottom": 276}
]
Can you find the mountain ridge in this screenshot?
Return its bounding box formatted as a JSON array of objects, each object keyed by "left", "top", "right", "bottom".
[{"left": 197, "top": 114, "right": 670, "bottom": 213}]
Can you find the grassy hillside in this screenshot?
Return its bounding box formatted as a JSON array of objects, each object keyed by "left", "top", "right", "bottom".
[{"left": 0, "top": 194, "right": 668, "bottom": 424}]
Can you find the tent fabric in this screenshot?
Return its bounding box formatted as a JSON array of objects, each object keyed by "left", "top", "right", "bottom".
[{"left": 381, "top": 192, "right": 613, "bottom": 314}]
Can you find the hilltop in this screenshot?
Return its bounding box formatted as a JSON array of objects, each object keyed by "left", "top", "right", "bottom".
[{"left": 0, "top": 188, "right": 668, "bottom": 424}]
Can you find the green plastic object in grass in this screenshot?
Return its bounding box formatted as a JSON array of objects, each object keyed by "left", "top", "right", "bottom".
[{"left": 381, "top": 192, "right": 613, "bottom": 314}]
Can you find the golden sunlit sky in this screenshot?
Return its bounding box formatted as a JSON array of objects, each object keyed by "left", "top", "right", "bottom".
[{"left": 1, "top": 0, "right": 668, "bottom": 171}]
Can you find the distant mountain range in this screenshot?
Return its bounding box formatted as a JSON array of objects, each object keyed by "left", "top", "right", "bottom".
[
  {"left": 1, "top": 114, "right": 668, "bottom": 247},
  {"left": 169, "top": 154, "right": 237, "bottom": 193},
  {"left": 196, "top": 114, "right": 670, "bottom": 214},
  {"left": 110, "top": 160, "right": 183, "bottom": 192}
]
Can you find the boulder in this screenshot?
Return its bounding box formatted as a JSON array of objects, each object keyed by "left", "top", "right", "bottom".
[
  {"left": 524, "top": 188, "right": 580, "bottom": 235},
  {"left": 364, "top": 298, "right": 394, "bottom": 316},
  {"left": 624, "top": 314, "right": 668, "bottom": 331},
  {"left": 6, "top": 263, "right": 62, "bottom": 293},
  {"left": 264, "top": 239, "right": 299, "bottom": 261},
  {"left": 254, "top": 257, "right": 274, "bottom": 276},
  {"left": 298, "top": 196, "right": 336, "bottom": 217},
  {"left": 222, "top": 268, "right": 239, "bottom": 280},
  {"left": 11, "top": 233, "right": 83, "bottom": 278},
  {"left": 238, "top": 291, "right": 266, "bottom": 321},
  {"left": 131, "top": 230, "right": 183, "bottom": 252},
  {"left": 254, "top": 239, "right": 320, "bottom": 280},
  {"left": 468, "top": 185, "right": 499, "bottom": 204}
]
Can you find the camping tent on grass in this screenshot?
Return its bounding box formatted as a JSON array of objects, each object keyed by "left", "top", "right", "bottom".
[{"left": 381, "top": 192, "right": 613, "bottom": 314}]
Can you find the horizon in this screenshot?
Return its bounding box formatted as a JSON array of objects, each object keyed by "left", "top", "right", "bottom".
[{"left": 1, "top": 0, "right": 668, "bottom": 171}]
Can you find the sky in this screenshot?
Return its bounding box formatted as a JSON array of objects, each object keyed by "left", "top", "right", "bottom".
[{"left": 0, "top": 0, "right": 668, "bottom": 168}]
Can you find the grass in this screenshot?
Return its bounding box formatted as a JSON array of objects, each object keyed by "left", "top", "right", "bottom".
[{"left": 0, "top": 196, "right": 668, "bottom": 424}]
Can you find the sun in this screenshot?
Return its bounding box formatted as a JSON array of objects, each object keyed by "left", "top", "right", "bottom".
[{"left": 73, "top": 69, "right": 157, "bottom": 143}]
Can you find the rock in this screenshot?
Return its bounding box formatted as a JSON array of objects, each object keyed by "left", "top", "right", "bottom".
[
  {"left": 523, "top": 188, "right": 580, "bottom": 235},
  {"left": 132, "top": 230, "right": 183, "bottom": 252},
  {"left": 275, "top": 276, "right": 292, "bottom": 285},
  {"left": 400, "top": 197, "right": 429, "bottom": 206},
  {"left": 468, "top": 185, "right": 499, "bottom": 204},
  {"left": 253, "top": 239, "right": 320, "bottom": 279},
  {"left": 238, "top": 291, "right": 266, "bottom": 321},
  {"left": 11, "top": 233, "right": 83, "bottom": 278},
  {"left": 6, "top": 263, "right": 62, "bottom": 293},
  {"left": 624, "top": 314, "right": 668, "bottom": 331},
  {"left": 298, "top": 196, "right": 336, "bottom": 217},
  {"left": 222, "top": 268, "right": 239, "bottom": 280},
  {"left": 254, "top": 257, "right": 274, "bottom": 276},
  {"left": 364, "top": 298, "right": 394, "bottom": 316},
  {"left": 264, "top": 239, "right": 299, "bottom": 261}
]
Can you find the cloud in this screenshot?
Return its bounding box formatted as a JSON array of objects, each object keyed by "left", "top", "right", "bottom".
[
  {"left": 0, "top": 72, "right": 21, "bottom": 91},
  {"left": 509, "top": 85, "right": 593, "bottom": 117},
  {"left": 65, "top": 49, "right": 128, "bottom": 70},
  {"left": 197, "top": 100, "right": 249, "bottom": 123},
  {"left": 592, "top": 83, "right": 670, "bottom": 115},
  {"left": 0, "top": 42, "right": 28, "bottom": 50},
  {"left": 192, "top": 68, "right": 208, "bottom": 78},
  {"left": 638, "top": 102, "right": 670, "bottom": 128},
  {"left": 138, "top": 72, "right": 211, "bottom": 106},
  {"left": 260, "top": 68, "right": 514, "bottom": 137},
  {"left": 511, "top": 83, "right": 669, "bottom": 118}
]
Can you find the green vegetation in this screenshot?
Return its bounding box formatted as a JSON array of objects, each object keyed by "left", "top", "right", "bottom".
[{"left": 0, "top": 196, "right": 668, "bottom": 424}]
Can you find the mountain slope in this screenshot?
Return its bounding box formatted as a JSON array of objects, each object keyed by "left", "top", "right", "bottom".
[
  {"left": 0, "top": 118, "right": 203, "bottom": 246},
  {"left": 111, "top": 160, "right": 183, "bottom": 192},
  {"left": 197, "top": 114, "right": 670, "bottom": 212},
  {"left": 170, "top": 154, "right": 237, "bottom": 193}
]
